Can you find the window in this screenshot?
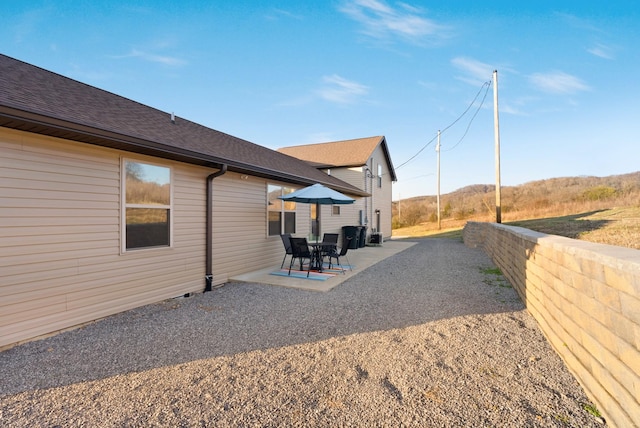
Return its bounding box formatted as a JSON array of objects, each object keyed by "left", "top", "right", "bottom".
[
  {"left": 377, "top": 163, "right": 383, "bottom": 188},
  {"left": 123, "top": 160, "right": 171, "bottom": 250},
  {"left": 267, "top": 184, "right": 296, "bottom": 236},
  {"left": 332, "top": 205, "right": 341, "bottom": 215}
]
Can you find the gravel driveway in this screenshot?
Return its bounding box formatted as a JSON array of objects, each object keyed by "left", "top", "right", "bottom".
[{"left": 0, "top": 238, "right": 605, "bottom": 427}]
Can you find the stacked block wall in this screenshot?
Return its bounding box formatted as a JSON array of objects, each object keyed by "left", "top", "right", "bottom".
[{"left": 463, "top": 221, "right": 640, "bottom": 428}]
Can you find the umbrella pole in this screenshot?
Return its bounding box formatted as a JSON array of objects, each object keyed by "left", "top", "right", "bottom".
[{"left": 316, "top": 202, "right": 320, "bottom": 243}]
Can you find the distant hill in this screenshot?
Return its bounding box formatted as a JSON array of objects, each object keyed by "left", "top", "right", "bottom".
[{"left": 393, "top": 171, "right": 640, "bottom": 229}]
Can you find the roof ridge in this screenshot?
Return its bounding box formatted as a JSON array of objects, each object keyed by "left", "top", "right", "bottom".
[{"left": 277, "top": 135, "right": 383, "bottom": 150}]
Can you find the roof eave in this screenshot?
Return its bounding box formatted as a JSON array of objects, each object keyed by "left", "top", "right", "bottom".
[
  {"left": 0, "top": 106, "right": 369, "bottom": 197},
  {"left": 379, "top": 136, "right": 398, "bottom": 182},
  {"left": 0, "top": 106, "right": 225, "bottom": 168}
]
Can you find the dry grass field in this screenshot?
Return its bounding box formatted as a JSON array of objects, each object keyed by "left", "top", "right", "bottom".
[
  {"left": 508, "top": 207, "right": 640, "bottom": 249},
  {"left": 392, "top": 172, "right": 640, "bottom": 250}
]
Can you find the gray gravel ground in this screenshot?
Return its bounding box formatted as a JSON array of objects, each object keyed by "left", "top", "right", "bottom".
[{"left": 1, "top": 238, "right": 605, "bottom": 427}]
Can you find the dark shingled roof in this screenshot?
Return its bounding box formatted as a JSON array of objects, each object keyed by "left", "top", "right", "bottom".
[
  {"left": 0, "top": 54, "right": 367, "bottom": 197},
  {"left": 278, "top": 136, "right": 397, "bottom": 181}
]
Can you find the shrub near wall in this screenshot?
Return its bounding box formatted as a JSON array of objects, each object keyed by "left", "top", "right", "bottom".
[{"left": 463, "top": 221, "right": 640, "bottom": 428}]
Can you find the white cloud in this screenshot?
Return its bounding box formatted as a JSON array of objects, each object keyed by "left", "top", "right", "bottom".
[
  {"left": 499, "top": 103, "right": 527, "bottom": 116},
  {"left": 265, "top": 8, "right": 304, "bottom": 21},
  {"left": 555, "top": 12, "right": 604, "bottom": 34},
  {"left": 115, "top": 49, "right": 186, "bottom": 67},
  {"left": 339, "top": 0, "right": 449, "bottom": 45},
  {"left": 451, "top": 57, "right": 494, "bottom": 85},
  {"left": 317, "top": 74, "right": 369, "bottom": 104},
  {"left": 529, "top": 71, "right": 590, "bottom": 94},
  {"left": 417, "top": 80, "right": 438, "bottom": 90},
  {"left": 12, "top": 7, "right": 52, "bottom": 43},
  {"left": 499, "top": 95, "right": 541, "bottom": 117},
  {"left": 588, "top": 43, "right": 615, "bottom": 60}
]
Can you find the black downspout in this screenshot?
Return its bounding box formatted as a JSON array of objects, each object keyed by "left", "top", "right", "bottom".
[{"left": 205, "top": 164, "right": 227, "bottom": 292}]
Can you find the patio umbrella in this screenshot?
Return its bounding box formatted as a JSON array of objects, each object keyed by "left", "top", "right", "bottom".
[{"left": 279, "top": 183, "right": 355, "bottom": 242}]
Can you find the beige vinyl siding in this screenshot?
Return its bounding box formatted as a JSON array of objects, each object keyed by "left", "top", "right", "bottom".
[
  {"left": 324, "top": 168, "right": 367, "bottom": 238},
  {"left": 370, "top": 145, "right": 393, "bottom": 238},
  {"left": 318, "top": 204, "right": 340, "bottom": 237},
  {"left": 322, "top": 146, "right": 393, "bottom": 239},
  {"left": 208, "top": 175, "right": 366, "bottom": 284},
  {"left": 317, "top": 200, "right": 363, "bottom": 242},
  {"left": 210, "top": 174, "right": 269, "bottom": 285},
  {"left": 0, "top": 128, "right": 208, "bottom": 348},
  {"left": 209, "top": 175, "right": 315, "bottom": 284},
  {"left": 328, "top": 167, "right": 364, "bottom": 190}
]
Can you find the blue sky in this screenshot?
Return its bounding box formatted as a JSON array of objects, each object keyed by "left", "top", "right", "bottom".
[{"left": 3, "top": 1, "right": 639, "bottom": 199}]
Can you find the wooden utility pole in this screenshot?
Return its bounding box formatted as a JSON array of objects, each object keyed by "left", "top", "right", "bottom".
[
  {"left": 436, "top": 130, "right": 441, "bottom": 230},
  {"left": 493, "top": 70, "right": 502, "bottom": 223}
]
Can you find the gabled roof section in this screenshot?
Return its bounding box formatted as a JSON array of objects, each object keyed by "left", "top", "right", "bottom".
[
  {"left": 0, "top": 54, "right": 367, "bottom": 197},
  {"left": 277, "top": 136, "right": 397, "bottom": 181}
]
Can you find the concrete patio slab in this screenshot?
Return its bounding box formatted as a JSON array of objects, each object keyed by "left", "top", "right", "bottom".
[{"left": 228, "top": 240, "right": 416, "bottom": 292}]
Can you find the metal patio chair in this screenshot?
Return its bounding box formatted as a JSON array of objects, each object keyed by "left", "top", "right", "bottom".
[
  {"left": 288, "top": 237, "right": 313, "bottom": 277},
  {"left": 279, "top": 233, "right": 293, "bottom": 269},
  {"left": 325, "top": 235, "right": 353, "bottom": 273}
]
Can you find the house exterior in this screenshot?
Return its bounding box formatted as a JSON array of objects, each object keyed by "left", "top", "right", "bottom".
[
  {"left": 0, "top": 54, "right": 370, "bottom": 349},
  {"left": 278, "top": 136, "right": 397, "bottom": 240}
]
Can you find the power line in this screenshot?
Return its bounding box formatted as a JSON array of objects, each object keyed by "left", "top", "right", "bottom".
[
  {"left": 442, "top": 80, "right": 492, "bottom": 152},
  {"left": 440, "top": 80, "right": 491, "bottom": 135},
  {"left": 396, "top": 79, "right": 492, "bottom": 170},
  {"left": 394, "top": 134, "right": 438, "bottom": 170}
]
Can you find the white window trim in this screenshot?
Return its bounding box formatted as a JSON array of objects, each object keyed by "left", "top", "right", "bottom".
[{"left": 120, "top": 157, "right": 174, "bottom": 253}]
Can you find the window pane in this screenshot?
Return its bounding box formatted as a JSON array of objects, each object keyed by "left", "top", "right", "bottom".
[
  {"left": 283, "top": 187, "right": 296, "bottom": 211},
  {"left": 284, "top": 212, "right": 296, "bottom": 234},
  {"left": 126, "top": 208, "right": 169, "bottom": 249},
  {"left": 267, "top": 184, "right": 297, "bottom": 235},
  {"left": 125, "top": 161, "right": 170, "bottom": 205},
  {"left": 268, "top": 211, "right": 281, "bottom": 236},
  {"left": 267, "top": 184, "right": 282, "bottom": 211}
]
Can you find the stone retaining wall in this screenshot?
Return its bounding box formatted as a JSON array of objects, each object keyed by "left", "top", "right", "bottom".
[{"left": 463, "top": 221, "right": 639, "bottom": 428}]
